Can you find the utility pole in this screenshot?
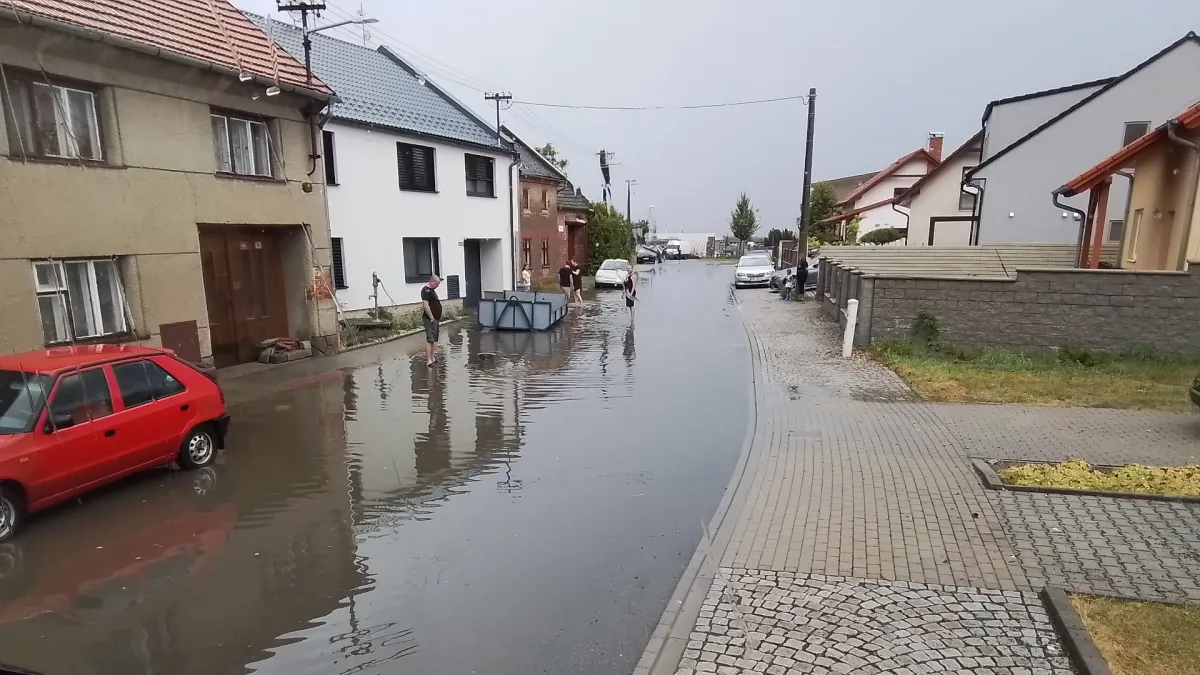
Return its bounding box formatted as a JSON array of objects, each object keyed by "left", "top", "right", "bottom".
[
  {"left": 277, "top": 1, "right": 375, "bottom": 86},
  {"left": 798, "top": 87, "right": 817, "bottom": 256},
  {"left": 626, "top": 179, "right": 640, "bottom": 247},
  {"left": 485, "top": 92, "right": 513, "bottom": 145}
]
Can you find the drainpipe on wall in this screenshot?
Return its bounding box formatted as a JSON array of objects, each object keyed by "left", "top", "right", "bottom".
[
  {"left": 962, "top": 177, "right": 985, "bottom": 245},
  {"left": 508, "top": 157, "right": 521, "bottom": 288},
  {"left": 891, "top": 202, "right": 911, "bottom": 245},
  {"left": 1166, "top": 120, "right": 1200, "bottom": 270},
  {"left": 1052, "top": 187, "right": 1088, "bottom": 267}
]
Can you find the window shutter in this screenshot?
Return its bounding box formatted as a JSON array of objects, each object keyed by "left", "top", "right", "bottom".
[
  {"left": 398, "top": 143, "right": 413, "bottom": 188},
  {"left": 322, "top": 130, "right": 337, "bottom": 185},
  {"left": 331, "top": 237, "right": 347, "bottom": 289},
  {"left": 412, "top": 147, "right": 431, "bottom": 189}
]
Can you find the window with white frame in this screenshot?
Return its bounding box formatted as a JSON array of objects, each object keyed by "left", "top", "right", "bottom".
[
  {"left": 211, "top": 113, "right": 272, "bottom": 177},
  {"left": 33, "top": 259, "right": 127, "bottom": 344},
  {"left": 2, "top": 75, "right": 103, "bottom": 161}
]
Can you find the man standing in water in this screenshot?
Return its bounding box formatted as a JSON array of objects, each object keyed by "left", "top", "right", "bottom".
[
  {"left": 569, "top": 259, "right": 584, "bottom": 305},
  {"left": 421, "top": 275, "right": 442, "bottom": 366},
  {"left": 558, "top": 262, "right": 573, "bottom": 303}
]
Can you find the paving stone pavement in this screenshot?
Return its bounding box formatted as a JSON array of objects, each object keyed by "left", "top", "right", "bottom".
[
  {"left": 646, "top": 292, "right": 1200, "bottom": 675},
  {"left": 681, "top": 569, "right": 1072, "bottom": 675},
  {"left": 993, "top": 491, "right": 1200, "bottom": 604}
]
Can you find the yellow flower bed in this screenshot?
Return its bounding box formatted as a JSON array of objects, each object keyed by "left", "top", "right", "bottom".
[{"left": 999, "top": 459, "right": 1200, "bottom": 497}]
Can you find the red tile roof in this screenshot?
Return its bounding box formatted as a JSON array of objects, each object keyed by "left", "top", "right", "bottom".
[
  {"left": 3, "top": 0, "right": 331, "bottom": 97},
  {"left": 837, "top": 148, "right": 939, "bottom": 207},
  {"left": 817, "top": 197, "right": 899, "bottom": 225},
  {"left": 897, "top": 131, "right": 984, "bottom": 204},
  {"left": 1061, "top": 101, "right": 1200, "bottom": 197}
]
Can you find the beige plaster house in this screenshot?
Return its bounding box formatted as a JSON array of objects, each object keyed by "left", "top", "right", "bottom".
[{"left": 0, "top": 0, "right": 338, "bottom": 367}]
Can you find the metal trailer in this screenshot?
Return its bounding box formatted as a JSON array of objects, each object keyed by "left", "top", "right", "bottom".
[{"left": 478, "top": 291, "right": 568, "bottom": 331}]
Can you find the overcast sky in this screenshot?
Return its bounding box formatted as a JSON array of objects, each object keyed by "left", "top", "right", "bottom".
[{"left": 237, "top": 0, "right": 1200, "bottom": 235}]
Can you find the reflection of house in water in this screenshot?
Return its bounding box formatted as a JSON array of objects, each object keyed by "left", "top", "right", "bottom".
[{"left": 0, "top": 376, "right": 365, "bottom": 675}]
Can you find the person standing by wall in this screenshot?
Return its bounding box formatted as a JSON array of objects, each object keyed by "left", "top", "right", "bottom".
[
  {"left": 795, "top": 258, "right": 810, "bottom": 302},
  {"left": 421, "top": 276, "right": 442, "bottom": 366}
]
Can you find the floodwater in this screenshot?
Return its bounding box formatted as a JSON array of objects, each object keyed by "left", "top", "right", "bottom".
[{"left": 0, "top": 262, "right": 750, "bottom": 675}]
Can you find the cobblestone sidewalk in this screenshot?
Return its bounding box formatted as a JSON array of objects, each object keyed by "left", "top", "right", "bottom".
[{"left": 646, "top": 291, "right": 1200, "bottom": 675}]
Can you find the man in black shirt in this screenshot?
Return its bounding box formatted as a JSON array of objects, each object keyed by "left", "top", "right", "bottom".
[
  {"left": 569, "top": 259, "right": 583, "bottom": 305},
  {"left": 558, "top": 263, "right": 573, "bottom": 302},
  {"left": 420, "top": 275, "right": 442, "bottom": 366}
]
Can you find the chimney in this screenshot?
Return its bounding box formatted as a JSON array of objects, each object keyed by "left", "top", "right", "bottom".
[{"left": 927, "top": 132, "right": 945, "bottom": 162}]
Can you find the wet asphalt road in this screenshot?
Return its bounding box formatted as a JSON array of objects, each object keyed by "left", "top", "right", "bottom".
[{"left": 0, "top": 262, "right": 750, "bottom": 675}]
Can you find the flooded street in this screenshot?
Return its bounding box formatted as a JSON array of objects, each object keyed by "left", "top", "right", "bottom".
[{"left": 0, "top": 263, "right": 750, "bottom": 675}]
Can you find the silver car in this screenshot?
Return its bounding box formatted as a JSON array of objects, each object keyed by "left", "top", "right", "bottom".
[{"left": 733, "top": 255, "right": 774, "bottom": 288}]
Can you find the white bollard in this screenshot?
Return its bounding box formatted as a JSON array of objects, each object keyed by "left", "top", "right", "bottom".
[{"left": 842, "top": 298, "right": 859, "bottom": 359}]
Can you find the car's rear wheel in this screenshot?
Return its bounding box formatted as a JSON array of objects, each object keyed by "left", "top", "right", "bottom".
[
  {"left": 0, "top": 485, "right": 23, "bottom": 544},
  {"left": 178, "top": 425, "right": 218, "bottom": 470}
]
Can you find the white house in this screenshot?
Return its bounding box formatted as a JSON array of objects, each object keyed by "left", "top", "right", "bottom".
[
  {"left": 967, "top": 32, "right": 1200, "bottom": 246},
  {"left": 254, "top": 16, "right": 516, "bottom": 312},
  {"left": 818, "top": 135, "right": 942, "bottom": 240},
  {"left": 898, "top": 132, "right": 982, "bottom": 246}
]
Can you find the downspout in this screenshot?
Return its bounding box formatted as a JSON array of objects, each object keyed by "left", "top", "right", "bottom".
[
  {"left": 891, "top": 201, "right": 911, "bottom": 245},
  {"left": 1166, "top": 120, "right": 1200, "bottom": 270},
  {"left": 963, "top": 178, "right": 985, "bottom": 245},
  {"left": 508, "top": 156, "right": 521, "bottom": 288},
  {"left": 1052, "top": 187, "right": 1088, "bottom": 267}
]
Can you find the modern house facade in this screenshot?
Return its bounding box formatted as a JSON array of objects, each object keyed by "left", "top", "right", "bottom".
[
  {"left": 967, "top": 33, "right": 1200, "bottom": 246},
  {"left": 817, "top": 136, "right": 942, "bottom": 239},
  {"left": 899, "top": 132, "right": 982, "bottom": 246},
  {"left": 0, "top": 0, "right": 338, "bottom": 367},
  {"left": 1061, "top": 102, "right": 1200, "bottom": 272},
  {"left": 251, "top": 16, "right": 516, "bottom": 312}
]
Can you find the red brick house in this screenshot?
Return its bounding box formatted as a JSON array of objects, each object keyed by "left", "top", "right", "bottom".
[{"left": 502, "top": 127, "right": 589, "bottom": 282}]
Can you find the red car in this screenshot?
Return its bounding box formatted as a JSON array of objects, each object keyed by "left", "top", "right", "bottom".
[{"left": 0, "top": 345, "right": 230, "bottom": 542}]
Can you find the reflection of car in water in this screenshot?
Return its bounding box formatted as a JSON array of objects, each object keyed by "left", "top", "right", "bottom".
[{"left": 0, "top": 466, "right": 235, "bottom": 626}]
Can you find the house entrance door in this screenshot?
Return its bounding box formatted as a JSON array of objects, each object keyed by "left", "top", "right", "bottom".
[
  {"left": 463, "top": 239, "right": 482, "bottom": 308},
  {"left": 199, "top": 227, "right": 291, "bottom": 367}
]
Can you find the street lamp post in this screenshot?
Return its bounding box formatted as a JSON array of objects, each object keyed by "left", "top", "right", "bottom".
[{"left": 626, "top": 179, "right": 639, "bottom": 248}]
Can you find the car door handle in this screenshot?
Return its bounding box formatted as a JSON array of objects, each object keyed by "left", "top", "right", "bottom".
[
  {"left": 180, "top": 404, "right": 190, "bottom": 412},
  {"left": 104, "top": 429, "right": 116, "bottom": 437}
]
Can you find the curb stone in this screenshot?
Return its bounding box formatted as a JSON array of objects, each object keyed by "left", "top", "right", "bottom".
[
  {"left": 1041, "top": 586, "right": 1114, "bottom": 675},
  {"left": 632, "top": 289, "right": 762, "bottom": 675}
]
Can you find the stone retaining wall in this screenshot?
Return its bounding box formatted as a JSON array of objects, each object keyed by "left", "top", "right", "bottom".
[{"left": 818, "top": 260, "right": 1200, "bottom": 353}]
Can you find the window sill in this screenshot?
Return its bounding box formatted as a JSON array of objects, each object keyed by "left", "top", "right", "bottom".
[
  {"left": 399, "top": 187, "right": 438, "bottom": 194},
  {"left": 467, "top": 193, "right": 498, "bottom": 199},
  {"left": 215, "top": 171, "right": 284, "bottom": 183},
  {"left": 405, "top": 277, "right": 439, "bottom": 285},
  {"left": 7, "top": 155, "right": 115, "bottom": 169},
  {"left": 46, "top": 331, "right": 134, "bottom": 347}
]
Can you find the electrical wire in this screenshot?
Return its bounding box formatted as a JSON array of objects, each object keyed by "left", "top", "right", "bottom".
[{"left": 513, "top": 94, "right": 811, "bottom": 110}]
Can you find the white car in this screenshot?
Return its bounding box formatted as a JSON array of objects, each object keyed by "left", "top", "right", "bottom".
[
  {"left": 594, "top": 259, "right": 631, "bottom": 288},
  {"left": 733, "top": 255, "right": 774, "bottom": 288}
]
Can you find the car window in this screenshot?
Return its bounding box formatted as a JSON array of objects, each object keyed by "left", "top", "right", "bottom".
[
  {"left": 599, "top": 260, "right": 621, "bottom": 270},
  {"left": 113, "top": 360, "right": 185, "bottom": 408},
  {"left": 49, "top": 369, "right": 114, "bottom": 426},
  {"left": 739, "top": 256, "right": 770, "bottom": 266},
  {"left": 0, "top": 371, "right": 51, "bottom": 434}
]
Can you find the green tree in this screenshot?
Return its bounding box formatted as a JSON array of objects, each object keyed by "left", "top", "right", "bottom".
[
  {"left": 535, "top": 143, "right": 568, "bottom": 171},
  {"left": 844, "top": 217, "right": 862, "bottom": 244},
  {"left": 806, "top": 182, "right": 841, "bottom": 244},
  {"left": 586, "top": 202, "right": 634, "bottom": 273},
  {"left": 763, "top": 228, "right": 797, "bottom": 249},
  {"left": 730, "top": 193, "right": 759, "bottom": 249}
]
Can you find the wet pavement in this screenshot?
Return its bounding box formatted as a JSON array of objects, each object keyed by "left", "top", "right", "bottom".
[{"left": 0, "top": 262, "right": 750, "bottom": 675}]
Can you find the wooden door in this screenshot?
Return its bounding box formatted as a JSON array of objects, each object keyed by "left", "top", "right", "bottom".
[{"left": 199, "top": 227, "right": 291, "bottom": 367}]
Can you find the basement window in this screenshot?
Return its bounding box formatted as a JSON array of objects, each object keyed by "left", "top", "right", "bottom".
[{"left": 32, "top": 259, "right": 127, "bottom": 344}]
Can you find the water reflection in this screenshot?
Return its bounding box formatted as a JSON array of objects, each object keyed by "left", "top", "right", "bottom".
[{"left": 0, "top": 265, "right": 749, "bottom": 675}]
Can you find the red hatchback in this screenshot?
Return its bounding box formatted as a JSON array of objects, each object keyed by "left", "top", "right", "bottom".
[{"left": 0, "top": 345, "right": 230, "bottom": 542}]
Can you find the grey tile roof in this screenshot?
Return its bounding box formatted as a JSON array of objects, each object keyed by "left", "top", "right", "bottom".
[
  {"left": 246, "top": 13, "right": 503, "bottom": 150},
  {"left": 557, "top": 182, "right": 591, "bottom": 211},
  {"left": 501, "top": 126, "right": 566, "bottom": 182}
]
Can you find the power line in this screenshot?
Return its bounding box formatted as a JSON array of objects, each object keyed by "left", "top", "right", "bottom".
[{"left": 514, "top": 94, "right": 811, "bottom": 111}]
